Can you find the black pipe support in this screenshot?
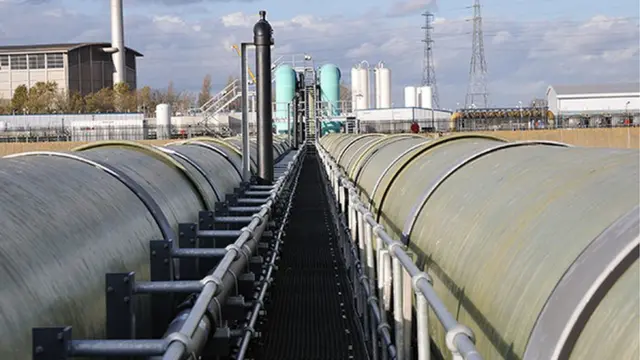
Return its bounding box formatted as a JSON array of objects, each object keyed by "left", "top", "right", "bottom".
[{"left": 254, "top": 10, "right": 275, "bottom": 183}]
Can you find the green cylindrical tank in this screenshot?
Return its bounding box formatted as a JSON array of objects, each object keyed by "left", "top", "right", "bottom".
[
  {"left": 319, "top": 64, "right": 341, "bottom": 116},
  {"left": 319, "top": 133, "right": 640, "bottom": 360},
  {"left": 274, "top": 64, "right": 296, "bottom": 119}
]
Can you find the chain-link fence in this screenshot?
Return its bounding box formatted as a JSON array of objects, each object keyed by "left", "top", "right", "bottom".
[{"left": 0, "top": 123, "right": 240, "bottom": 143}]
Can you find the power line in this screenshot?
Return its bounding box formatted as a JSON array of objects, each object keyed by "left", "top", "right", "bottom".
[
  {"left": 465, "top": 0, "right": 490, "bottom": 108},
  {"left": 421, "top": 10, "right": 439, "bottom": 108}
]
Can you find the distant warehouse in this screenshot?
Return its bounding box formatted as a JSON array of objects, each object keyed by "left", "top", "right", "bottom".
[
  {"left": 546, "top": 83, "right": 640, "bottom": 126},
  {"left": 0, "top": 43, "right": 143, "bottom": 100}
]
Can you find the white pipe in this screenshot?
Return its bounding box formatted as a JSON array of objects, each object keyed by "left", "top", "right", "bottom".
[{"left": 110, "top": 0, "right": 125, "bottom": 85}]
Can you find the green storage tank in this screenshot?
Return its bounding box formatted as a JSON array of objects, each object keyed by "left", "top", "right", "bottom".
[
  {"left": 274, "top": 64, "right": 296, "bottom": 120},
  {"left": 319, "top": 64, "right": 341, "bottom": 116}
]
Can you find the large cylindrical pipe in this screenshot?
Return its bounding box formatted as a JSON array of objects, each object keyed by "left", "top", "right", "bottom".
[
  {"left": 254, "top": 10, "right": 274, "bottom": 183},
  {"left": 110, "top": 0, "right": 125, "bottom": 85},
  {"left": 319, "top": 133, "right": 640, "bottom": 360},
  {"left": 0, "top": 137, "right": 284, "bottom": 359}
]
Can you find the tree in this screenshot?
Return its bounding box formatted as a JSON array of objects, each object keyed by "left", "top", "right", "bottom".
[
  {"left": 225, "top": 75, "right": 241, "bottom": 111},
  {"left": 85, "top": 87, "right": 115, "bottom": 113},
  {"left": 113, "top": 82, "right": 137, "bottom": 112},
  {"left": 198, "top": 74, "right": 212, "bottom": 108},
  {"left": 175, "top": 91, "right": 196, "bottom": 115},
  {"left": 166, "top": 81, "right": 177, "bottom": 105},
  {"left": 25, "top": 81, "right": 59, "bottom": 114},
  {"left": 55, "top": 90, "right": 85, "bottom": 113},
  {"left": 11, "top": 84, "right": 29, "bottom": 113},
  {"left": 137, "top": 86, "right": 153, "bottom": 115}
]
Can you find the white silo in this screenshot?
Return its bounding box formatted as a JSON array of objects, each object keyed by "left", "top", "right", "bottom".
[
  {"left": 356, "top": 65, "right": 370, "bottom": 110},
  {"left": 110, "top": 0, "right": 126, "bottom": 85},
  {"left": 351, "top": 66, "right": 360, "bottom": 111},
  {"left": 377, "top": 63, "right": 391, "bottom": 109},
  {"left": 404, "top": 86, "right": 417, "bottom": 107},
  {"left": 420, "top": 86, "right": 433, "bottom": 109},
  {"left": 156, "top": 103, "right": 172, "bottom": 139}
]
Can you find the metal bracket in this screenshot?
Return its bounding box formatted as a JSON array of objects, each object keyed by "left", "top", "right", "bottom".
[
  {"left": 106, "top": 272, "right": 136, "bottom": 340},
  {"left": 238, "top": 272, "right": 257, "bottom": 299},
  {"left": 33, "top": 326, "right": 72, "bottom": 359},
  {"left": 149, "top": 240, "right": 175, "bottom": 338},
  {"left": 215, "top": 201, "right": 229, "bottom": 216},
  {"left": 202, "top": 327, "right": 232, "bottom": 357},
  {"left": 198, "top": 210, "right": 216, "bottom": 230},
  {"left": 178, "top": 223, "right": 199, "bottom": 280},
  {"left": 222, "top": 296, "right": 247, "bottom": 321},
  {"left": 249, "top": 256, "right": 264, "bottom": 275}
]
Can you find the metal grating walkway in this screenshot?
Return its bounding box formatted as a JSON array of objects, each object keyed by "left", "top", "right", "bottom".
[{"left": 257, "top": 148, "right": 368, "bottom": 360}]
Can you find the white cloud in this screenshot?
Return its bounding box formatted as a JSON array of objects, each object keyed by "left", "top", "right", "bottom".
[{"left": 0, "top": 2, "right": 637, "bottom": 108}]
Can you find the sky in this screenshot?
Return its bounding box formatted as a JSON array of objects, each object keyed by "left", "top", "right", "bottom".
[{"left": 0, "top": 0, "right": 638, "bottom": 109}]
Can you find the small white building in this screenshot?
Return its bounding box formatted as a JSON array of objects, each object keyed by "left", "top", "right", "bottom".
[{"left": 546, "top": 83, "right": 640, "bottom": 125}]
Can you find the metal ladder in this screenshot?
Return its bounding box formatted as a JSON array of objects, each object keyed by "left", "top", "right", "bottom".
[{"left": 303, "top": 68, "right": 317, "bottom": 141}]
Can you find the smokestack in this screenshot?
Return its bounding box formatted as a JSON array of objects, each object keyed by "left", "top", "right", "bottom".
[{"left": 110, "top": 0, "right": 125, "bottom": 85}]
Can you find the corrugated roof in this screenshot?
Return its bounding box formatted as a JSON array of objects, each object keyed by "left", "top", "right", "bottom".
[
  {"left": 0, "top": 43, "right": 143, "bottom": 57},
  {"left": 551, "top": 83, "right": 639, "bottom": 95}
]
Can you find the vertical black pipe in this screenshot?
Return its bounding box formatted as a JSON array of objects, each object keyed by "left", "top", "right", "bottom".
[
  {"left": 253, "top": 10, "right": 274, "bottom": 183},
  {"left": 292, "top": 94, "right": 299, "bottom": 149}
]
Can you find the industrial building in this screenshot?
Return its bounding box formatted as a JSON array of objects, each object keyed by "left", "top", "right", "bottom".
[
  {"left": 546, "top": 83, "right": 640, "bottom": 126},
  {"left": 0, "top": 43, "right": 143, "bottom": 100}
]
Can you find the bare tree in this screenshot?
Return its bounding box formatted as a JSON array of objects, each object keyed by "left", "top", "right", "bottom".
[{"left": 198, "top": 74, "right": 212, "bottom": 108}]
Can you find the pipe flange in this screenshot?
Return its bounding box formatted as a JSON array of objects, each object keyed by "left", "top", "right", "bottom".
[
  {"left": 251, "top": 213, "right": 263, "bottom": 223},
  {"left": 165, "top": 332, "right": 195, "bottom": 356},
  {"left": 367, "top": 295, "right": 378, "bottom": 306},
  {"left": 359, "top": 274, "right": 368, "bottom": 283},
  {"left": 362, "top": 211, "right": 375, "bottom": 223},
  {"left": 200, "top": 274, "right": 222, "bottom": 287},
  {"left": 445, "top": 324, "right": 476, "bottom": 352},
  {"left": 377, "top": 322, "right": 392, "bottom": 334},
  {"left": 225, "top": 244, "right": 243, "bottom": 261},
  {"left": 388, "top": 242, "right": 405, "bottom": 256},
  {"left": 412, "top": 272, "right": 433, "bottom": 292}
]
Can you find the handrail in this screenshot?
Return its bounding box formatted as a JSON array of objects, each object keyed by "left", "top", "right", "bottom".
[
  {"left": 161, "top": 149, "right": 303, "bottom": 360},
  {"left": 316, "top": 143, "right": 482, "bottom": 360}
]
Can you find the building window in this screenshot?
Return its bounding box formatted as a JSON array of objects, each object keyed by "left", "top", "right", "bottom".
[
  {"left": 10, "top": 55, "right": 27, "bottom": 70},
  {"left": 0, "top": 55, "right": 8, "bottom": 70},
  {"left": 47, "top": 53, "right": 64, "bottom": 68},
  {"left": 28, "top": 54, "right": 45, "bottom": 69}
]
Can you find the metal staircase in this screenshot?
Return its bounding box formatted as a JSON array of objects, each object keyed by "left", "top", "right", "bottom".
[
  {"left": 200, "top": 56, "right": 285, "bottom": 137},
  {"left": 198, "top": 80, "right": 240, "bottom": 137},
  {"left": 303, "top": 68, "right": 317, "bottom": 141}
]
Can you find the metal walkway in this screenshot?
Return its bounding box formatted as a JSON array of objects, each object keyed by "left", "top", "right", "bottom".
[{"left": 258, "top": 148, "right": 368, "bottom": 359}]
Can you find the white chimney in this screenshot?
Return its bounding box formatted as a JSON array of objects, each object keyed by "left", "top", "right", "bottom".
[{"left": 110, "top": 0, "right": 126, "bottom": 85}]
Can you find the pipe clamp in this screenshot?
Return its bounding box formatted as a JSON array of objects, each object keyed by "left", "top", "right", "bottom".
[
  {"left": 387, "top": 242, "right": 405, "bottom": 256},
  {"left": 445, "top": 324, "right": 476, "bottom": 352},
  {"left": 224, "top": 244, "right": 243, "bottom": 260},
  {"left": 412, "top": 272, "right": 433, "bottom": 292},
  {"left": 200, "top": 275, "right": 222, "bottom": 287},
  {"left": 165, "top": 331, "right": 195, "bottom": 356}
]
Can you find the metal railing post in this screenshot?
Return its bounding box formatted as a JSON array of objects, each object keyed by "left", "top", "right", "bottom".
[
  {"left": 392, "top": 256, "right": 405, "bottom": 359},
  {"left": 416, "top": 292, "right": 430, "bottom": 360},
  {"left": 364, "top": 219, "right": 379, "bottom": 360},
  {"left": 240, "top": 42, "right": 252, "bottom": 181}
]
